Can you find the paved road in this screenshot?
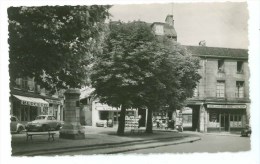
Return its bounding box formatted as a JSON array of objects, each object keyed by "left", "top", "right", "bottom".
[
  {"left": 47, "top": 132, "right": 250, "bottom": 155},
  {"left": 123, "top": 133, "right": 251, "bottom": 154}
]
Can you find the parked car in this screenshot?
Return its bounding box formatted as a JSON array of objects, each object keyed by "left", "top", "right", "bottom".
[
  {"left": 96, "top": 119, "right": 113, "bottom": 127},
  {"left": 26, "top": 115, "right": 63, "bottom": 132},
  {"left": 241, "top": 125, "right": 251, "bottom": 137},
  {"left": 10, "top": 115, "right": 25, "bottom": 133}
]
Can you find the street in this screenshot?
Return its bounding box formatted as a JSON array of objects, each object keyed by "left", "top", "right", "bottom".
[
  {"left": 123, "top": 132, "right": 251, "bottom": 154},
  {"left": 34, "top": 131, "right": 250, "bottom": 155}
]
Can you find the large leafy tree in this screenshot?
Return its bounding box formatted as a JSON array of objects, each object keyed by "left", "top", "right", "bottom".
[
  {"left": 91, "top": 21, "right": 159, "bottom": 135},
  {"left": 91, "top": 21, "right": 201, "bottom": 135},
  {"left": 8, "top": 5, "right": 110, "bottom": 91},
  {"left": 142, "top": 40, "right": 201, "bottom": 133}
]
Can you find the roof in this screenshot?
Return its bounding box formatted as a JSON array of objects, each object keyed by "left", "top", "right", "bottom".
[
  {"left": 185, "top": 46, "right": 248, "bottom": 59},
  {"left": 80, "top": 87, "right": 95, "bottom": 100}
]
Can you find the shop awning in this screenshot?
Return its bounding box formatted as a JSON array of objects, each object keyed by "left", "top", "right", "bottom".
[{"left": 13, "top": 95, "right": 49, "bottom": 107}]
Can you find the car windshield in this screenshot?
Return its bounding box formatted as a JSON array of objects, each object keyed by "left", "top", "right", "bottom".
[{"left": 35, "top": 116, "right": 46, "bottom": 120}]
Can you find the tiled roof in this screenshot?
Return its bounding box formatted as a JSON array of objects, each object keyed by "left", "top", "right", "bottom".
[{"left": 185, "top": 46, "right": 248, "bottom": 59}]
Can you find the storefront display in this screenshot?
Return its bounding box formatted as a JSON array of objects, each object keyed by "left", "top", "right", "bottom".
[
  {"left": 207, "top": 106, "right": 246, "bottom": 132},
  {"left": 125, "top": 116, "right": 139, "bottom": 128}
]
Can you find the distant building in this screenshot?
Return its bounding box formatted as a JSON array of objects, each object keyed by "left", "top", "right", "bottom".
[{"left": 151, "top": 15, "right": 177, "bottom": 41}]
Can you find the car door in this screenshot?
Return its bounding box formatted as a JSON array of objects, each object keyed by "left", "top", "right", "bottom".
[
  {"left": 46, "top": 116, "right": 53, "bottom": 129},
  {"left": 47, "top": 116, "right": 57, "bottom": 129},
  {"left": 51, "top": 116, "right": 59, "bottom": 128}
]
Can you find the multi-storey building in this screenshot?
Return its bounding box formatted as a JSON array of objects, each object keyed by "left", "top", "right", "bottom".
[
  {"left": 185, "top": 46, "right": 250, "bottom": 133},
  {"left": 10, "top": 77, "right": 64, "bottom": 122},
  {"left": 150, "top": 14, "right": 250, "bottom": 133}
]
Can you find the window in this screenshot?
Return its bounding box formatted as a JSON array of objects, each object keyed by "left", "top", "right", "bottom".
[
  {"left": 216, "top": 81, "right": 225, "bottom": 97},
  {"left": 237, "top": 61, "right": 244, "bottom": 73},
  {"left": 236, "top": 81, "right": 244, "bottom": 98},
  {"left": 218, "top": 59, "right": 224, "bottom": 72},
  {"left": 155, "top": 25, "right": 164, "bottom": 35}
]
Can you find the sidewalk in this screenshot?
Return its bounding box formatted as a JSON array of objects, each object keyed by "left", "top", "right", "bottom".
[{"left": 11, "top": 126, "right": 200, "bottom": 156}]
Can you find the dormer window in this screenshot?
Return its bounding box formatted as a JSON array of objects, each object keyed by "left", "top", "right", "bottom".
[
  {"left": 218, "top": 59, "right": 224, "bottom": 73},
  {"left": 155, "top": 25, "right": 164, "bottom": 35},
  {"left": 237, "top": 61, "right": 244, "bottom": 73}
]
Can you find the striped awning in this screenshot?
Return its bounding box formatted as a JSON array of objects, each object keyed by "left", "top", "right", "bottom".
[{"left": 13, "top": 95, "right": 49, "bottom": 107}]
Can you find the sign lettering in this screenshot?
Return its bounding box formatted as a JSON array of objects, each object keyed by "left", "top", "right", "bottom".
[{"left": 207, "top": 104, "right": 246, "bottom": 109}]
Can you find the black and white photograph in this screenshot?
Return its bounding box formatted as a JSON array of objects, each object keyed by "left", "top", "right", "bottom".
[{"left": 0, "top": 0, "right": 259, "bottom": 164}]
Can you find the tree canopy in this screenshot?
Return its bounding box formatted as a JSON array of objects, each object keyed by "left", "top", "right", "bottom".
[
  {"left": 90, "top": 21, "right": 201, "bottom": 134},
  {"left": 8, "top": 5, "right": 111, "bottom": 91}
]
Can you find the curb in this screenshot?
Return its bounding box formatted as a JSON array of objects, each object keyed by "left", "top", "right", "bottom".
[
  {"left": 203, "top": 133, "right": 241, "bottom": 137},
  {"left": 107, "top": 137, "right": 201, "bottom": 154}
]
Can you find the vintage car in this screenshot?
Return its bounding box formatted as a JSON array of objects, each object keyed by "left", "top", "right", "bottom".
[
  {"left": 96, "top": 119, "right": 113, "bottom": 127},
  {"left": 10, "top": 115, "right": 26, "bottom": 133},
  {"left": 26, "top": 115, "right": 63, "bottom": 132},
  {"left": 241, "top": 125, "right": 251, "bottom": 137}
]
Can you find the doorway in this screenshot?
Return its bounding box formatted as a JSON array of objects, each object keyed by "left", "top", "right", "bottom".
[{"left": 220, "top": 114, "right": 229, "bottom": 131}]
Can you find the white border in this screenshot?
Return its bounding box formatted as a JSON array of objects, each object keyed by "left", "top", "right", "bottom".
[{"left": 0, "top": 0, "right": 259, "bottom": 164}]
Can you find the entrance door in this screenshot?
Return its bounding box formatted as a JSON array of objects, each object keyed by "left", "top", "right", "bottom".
[
  {"left": 220, "top": 114, "right": 229, "bottom": 131},
  {"left": 138, "top": 109, "right": 146, "bottom": 127}
]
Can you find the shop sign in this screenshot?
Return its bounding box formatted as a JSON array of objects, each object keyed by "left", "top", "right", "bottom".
[
  {"left": 21, "top": 100, "right": 49, "bottom": 107},
  {"left": 95, "top": 105, "right": 120, "bottom": 111},
  {"left": 207, "top": 104, "right": 246, "bottom": 109},
  {"left": 45, "top": 99, "right": 62, "bottom": 105},
  {"left": 95, "top": 103, "right": 137, "bottom": 111}
]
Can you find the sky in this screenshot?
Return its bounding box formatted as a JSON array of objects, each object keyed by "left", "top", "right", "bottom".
[{"left": 109, "top": 2, "right": 249, "bottom": 49}]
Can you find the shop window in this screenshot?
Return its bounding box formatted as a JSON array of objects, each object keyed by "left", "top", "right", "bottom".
[
  {"left": 216, "top": 81, "right": 225, "bottom": 98},
  {"left": 218, "top": 59, "right": 224, "bottom": 73},
  {"left": 208, "top": 111, "right": 220, "bottom": 128},
  {"left": 230, "top": 115, "right": 242, "bottom": 128},
  {"left": 235, "top": 81, "right": 244, "bottom": 98},
  {"left": 100, "top": 111, "right": 109, "bottom": 120},
  {"left": 237, "top": 61, "right": 244, "bottom": 73}
]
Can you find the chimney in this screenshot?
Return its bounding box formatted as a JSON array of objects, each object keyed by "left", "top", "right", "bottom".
[
  {"left": 199, "top": 40, "right": 206, "bottom": 46},
  {"left": 165, "top": 15, "right": 174, "bottom": 27}
]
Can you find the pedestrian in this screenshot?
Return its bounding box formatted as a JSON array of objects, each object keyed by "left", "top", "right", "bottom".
[{"left": 156, "top": 119, "right": 160, "bottom": 128}]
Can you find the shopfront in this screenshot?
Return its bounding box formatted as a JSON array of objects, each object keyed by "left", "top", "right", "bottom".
[
  {"left": 207, "top": 104, "right": 247, "bottom": 132},
  {"left": 45, "top": 98, "right": 63, "bottom": 120},
  {"left": 11, "top": 95, "right": 49, "bottom": 121},
  {"left": 92, "top": 101, "right": 138, "bottom": 127}
]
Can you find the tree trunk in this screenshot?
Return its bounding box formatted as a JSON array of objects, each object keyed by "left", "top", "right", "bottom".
[
  {"left": 145, "top": 107, "right": 153, "bottom": 133},
  {"left": 117, "top": 104, "right": 126, "bottom": 136}
]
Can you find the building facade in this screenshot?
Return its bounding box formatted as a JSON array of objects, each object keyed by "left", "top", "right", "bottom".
[
  {"left": 185, "top": 46, "right": 250, "bottom": 133},
  {"left": 10, "top": 77, "right": 64, "bottom": 122}
]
